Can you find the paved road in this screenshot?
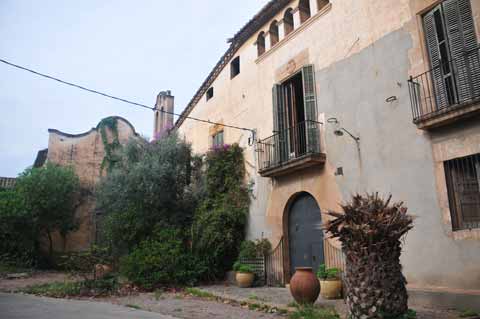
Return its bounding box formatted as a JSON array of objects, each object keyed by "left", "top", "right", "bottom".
[{"left": 0, "top": 293, "right": 178, "bottom": 319}]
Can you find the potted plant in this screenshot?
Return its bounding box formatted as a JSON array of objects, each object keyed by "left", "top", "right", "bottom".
[
  {"left": 233, "top": 261, "right": 254, "bottom": 288},
  {"left": 316, "top": 264, "right": 342, "bottom": 299}
]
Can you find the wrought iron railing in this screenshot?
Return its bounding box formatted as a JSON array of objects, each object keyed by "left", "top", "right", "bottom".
[
  {"left": 408, "top": 47, "right": 480, "bottom": 122},
  {"left": 265, "top": 237, "right": 285, "bottom": 287},
  {"left": 256, "top": 120, "right": 322, "bottom": 172}
]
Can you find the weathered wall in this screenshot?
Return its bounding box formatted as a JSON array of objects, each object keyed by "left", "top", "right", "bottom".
[
  {"left": 46, "top": 117, "right": 138, "bottom": 252},
  {"left": 177, "top": 0, "right": 480, "bottom": 290}
]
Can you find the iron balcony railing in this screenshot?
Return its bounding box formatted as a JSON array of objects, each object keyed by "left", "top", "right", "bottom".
[
  {"left": 256, "top": 120, "right": 322, "bottom": 172},
  {"left": 408, "top": 46, "right": 480, "bottom": 123}
]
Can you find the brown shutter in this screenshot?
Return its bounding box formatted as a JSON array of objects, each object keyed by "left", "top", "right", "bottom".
[
  {"left": 444, "top": 0, "right": 480, "bottom": 102},
  {"left": 302, "top": 65, "right": 319, "bottom": 153}
]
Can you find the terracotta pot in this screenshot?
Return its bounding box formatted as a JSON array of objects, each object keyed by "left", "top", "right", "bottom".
[
  {"left": 236, "top": 272, "right": 254, "bottom": 288},
  {"left": 319, "top": 279, "right": 342, "bottom": 299},
  {"left": 289, "top": 267, "right": 320, "bottom": 304}
]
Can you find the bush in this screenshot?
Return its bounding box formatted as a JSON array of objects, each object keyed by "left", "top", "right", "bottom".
[
  {"left": 316, "top": 264, "right": 341, "bottom": 280},
  {"left": 97, "top": 134, "right": 197, "bottom": 255},
  {"left": 238, "top": 239, "right": 272, "bottom": 260},
  {"left": 192, "top": 144, "right": 251, "bottom": 279},
  {"left": 120, "top": 229, "right": 206, "bottom": 289}
]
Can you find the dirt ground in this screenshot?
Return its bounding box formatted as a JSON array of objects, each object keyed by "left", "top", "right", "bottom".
[
  {"left": 0, "top": 271, "right": 74, "bottom": 293},
  {"left": 0, "top": 272, "right": 470, "bottom": 319}
]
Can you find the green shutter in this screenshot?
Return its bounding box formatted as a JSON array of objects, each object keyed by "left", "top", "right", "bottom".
[
  {"left": 443, "top": 0, "right": 480, "bottom": 102},
  {"left": 272, "top": 84, "right": 288, "bottom": 163},
  {"left": 302, "top": 65, "right": 319, "bottom": 153}
]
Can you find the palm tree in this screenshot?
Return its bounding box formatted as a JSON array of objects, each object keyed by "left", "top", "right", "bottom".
[{"left": 325, "top": 193, "right": 413, "bottom": 319}]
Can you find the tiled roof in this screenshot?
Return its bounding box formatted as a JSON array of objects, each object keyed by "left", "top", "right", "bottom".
[{"left": 175, "top": 0, "right": 292, "bottom": 128}]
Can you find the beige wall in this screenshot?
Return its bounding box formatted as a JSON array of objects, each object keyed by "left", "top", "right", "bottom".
[
  {"left": 46, "top": 117, "right": 137, "bottom": 252},
  {"left": 177, "top": 0, "right": 480, "bottom": 290}
]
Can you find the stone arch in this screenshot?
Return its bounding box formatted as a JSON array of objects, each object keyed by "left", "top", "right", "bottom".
[
  {"left": 299, "top": 0, "right": 311, "bottom": 23},
  {"left": 269, "top": 20, "right": 279, "bottom": 47},
  {"left": 257, "top": 31, "right": 266, "bottom": 56},
  {"left": 283, "top": 8, "right": 294, "bottom": 36}
]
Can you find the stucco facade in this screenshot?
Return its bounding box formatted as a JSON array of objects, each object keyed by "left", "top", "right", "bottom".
[
  {"left": 176, "top": 0, "right": 480, "bottom": 291},
  {"left": 43, "top": 116, "right": 138, "bottom": 252}
]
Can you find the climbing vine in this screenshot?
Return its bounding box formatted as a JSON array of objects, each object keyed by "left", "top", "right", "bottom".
[{"left": 98, "top": 117, "right": 121, "bottom": 174}]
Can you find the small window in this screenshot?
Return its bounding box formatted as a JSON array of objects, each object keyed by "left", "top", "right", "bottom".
[
  {"left": 212, "top": 131, "right": 224, "bottom": 147},
  {"left": 269, "top": 21, "right": 279, "bottom": 47},
  {"left": 231, "top": 56, "right": 240, "bottom": 79},
  {"left": 445, "top": 153, "right": 480, "bottom": 231},
  {"left": 257, "top": 32, "right": 266, "bottom": 57},
  {"left": 284, "top": 9, "right": 294, "bottom": 36},
  {"left": 299, "top": 0, "right": 311, "bottom": 23},
  {"left": 206, "top": 87, "right": 214, "bottom": 101},
  {"left": 317, "top": 0, "right": 329, "bottom": 11}
]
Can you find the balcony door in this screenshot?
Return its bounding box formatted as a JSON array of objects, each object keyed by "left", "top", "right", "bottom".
[
  {"left": 272, "top": 65, "right": 318, "bottom": 164},
  {"left": 423, "top": 0, "right": 480, "bottom": 110}
]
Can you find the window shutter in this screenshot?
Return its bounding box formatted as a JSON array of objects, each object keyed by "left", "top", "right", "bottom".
[
  {"left": 302, "top": 65, "right": 319, "bottom": 153},
  {"left": 272, "top": 84, "right": 288, "bottom": 163},
  {"left": 423, "top": 9, "right": 450, "bottom": 109},
  {"left": 443, "top": 0, "right": 480, "bottom": 102}
]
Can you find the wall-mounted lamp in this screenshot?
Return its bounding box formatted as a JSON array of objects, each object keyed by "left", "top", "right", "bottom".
[{"left": 327, "top": 117, "right": 360, "bottom": 143}]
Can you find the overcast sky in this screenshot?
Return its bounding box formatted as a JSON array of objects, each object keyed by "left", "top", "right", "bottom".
[{"left": 0, "top": 0, "right": 269, "bottom": 177}]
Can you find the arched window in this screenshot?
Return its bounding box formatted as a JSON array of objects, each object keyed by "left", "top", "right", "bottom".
[
  {"left": 317, "top": 0, "right": 329, "bottom": 11},
  {"left": 269, "top": 20, "right": 279, "bottom": 47},
  {"left": 284, "top": 8, "right": 294, "bottom": 36},
  {"left": 257, "top": 32, "right": 266, "bottom": 57},
  {"left": 299, "top": 0, "right": 311, "bottom": 23}
]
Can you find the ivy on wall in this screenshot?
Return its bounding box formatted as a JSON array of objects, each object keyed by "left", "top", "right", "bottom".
[{"left": 98, "top": 117, "right": 121, "bottom": 174}]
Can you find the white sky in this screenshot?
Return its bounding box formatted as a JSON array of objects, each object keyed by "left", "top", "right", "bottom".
[{"left": 0, "top": 0, "right": 270, "bottom": 177}]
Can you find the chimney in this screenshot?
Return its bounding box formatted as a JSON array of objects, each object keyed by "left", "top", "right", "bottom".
[{"left": 153, "top": 90, "right": 174, "bottom": 139}]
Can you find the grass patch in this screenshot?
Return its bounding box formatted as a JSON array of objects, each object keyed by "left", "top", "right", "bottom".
[
  {"left": 126, "top": 304, "right": 141, "bottom": 310},
  {"left": 460, "top": 310, "right": 479, "bottom": 318},
  {"left": 289, "top": 305, "right": 340, "bottom": 319},
  {"left": 21, "top": 282, "right": 81, "bottom": 298},
  {"left": 248, "top": 294, "right": 268, "bottom": 302},
  {"left": 184, "top": 287, "right": 215, "bottom": 299}
]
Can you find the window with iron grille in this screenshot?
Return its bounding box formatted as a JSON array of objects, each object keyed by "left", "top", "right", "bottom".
[{"left": 444, "top": 153, "right": 480, "bottom": 230}]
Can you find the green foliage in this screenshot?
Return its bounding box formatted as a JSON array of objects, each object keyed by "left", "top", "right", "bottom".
[
  {"left": 120, "top": 229, "right": 206, "bottom": 289},
  {"left": 238, "top": 239, "right": 272, "bottom": 260},
  {"left": 238, "top": 241, "right": 257, "bottom": 259},
  {"left": 22, "top": 282, "right": 82, "bottom": 298},
  {"left": 460, "top": 310, "right": 479, "bottom": 318},
  {"left": 192, "top": 144, "right": 250, "bottom": 279},
  {"left": 0, "top": 164, "right": 80, "bottom": 266},
  {"left": 184, "top": 287, "right": 215, "bottom": 299},
  {"left": 97, "top": 134, "right": 196, "bottom": 254},
  {"left": 98, "top": 117, "right": 122, "bottom": 174},
  {"left": 289, "top": 305, "right": 340, "bottom": 319},
  {"left": 60, "top": 246, "right": 113, "bottom": 280},
  {"left": 316, "top": 264, "right": 341, "bottom": 280},
  {"left": 0, "top": 188, "right": 35, "bottom": 267},
  {"left": 233, "top": 261, "right": 253, "bottom": 273}
]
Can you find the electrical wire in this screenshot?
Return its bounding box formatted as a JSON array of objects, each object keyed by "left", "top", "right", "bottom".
[{"left": 0, "top": 58, "right": 255, "bottom": 133}]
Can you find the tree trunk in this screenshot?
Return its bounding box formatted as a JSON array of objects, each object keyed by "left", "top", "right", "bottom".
[
  {"left": 344, "top": 241, "right": 408, "bottom": 319},
  {"left": 47, "top": 231, "right": 53, "bottom": 257}
]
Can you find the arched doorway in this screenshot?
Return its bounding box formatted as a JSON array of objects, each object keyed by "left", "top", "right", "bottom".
[{"left": 288, "top": 193, "right": 324, "bottom": 275}]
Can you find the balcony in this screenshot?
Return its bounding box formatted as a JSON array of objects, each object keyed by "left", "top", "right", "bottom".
[
  {"left": 408, "top": 47, "right": 480, "bottom": 130},
  {"left": 256, "top": 120, "right": 325, "bottom": 178}
]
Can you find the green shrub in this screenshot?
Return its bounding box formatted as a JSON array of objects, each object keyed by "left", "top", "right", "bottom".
[
  {"left": 22, "top": 282, "right": 82, "bottom": 298},
  {"left": 97, "top": 134, "right": 197, "bottom": 255},
  {"left": 120, "top": 229, "right": 206, "bottom": 289},
  {"left": 316, "top": 264, "right": 341, "bottom": 280},
  {"left": 233, "top": 262, "right": 253, "bottom": 273},
  {"left": 238, "top": 241, "right": 257, "bottom": 260},
  {"left": 192, "top": 144, "right": 251, "bottom": 279},
  {"left": 289, "top": 305, "right": 340, "bottom": 319}
]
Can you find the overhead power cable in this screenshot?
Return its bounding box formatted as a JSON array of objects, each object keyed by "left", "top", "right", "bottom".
[{"left": 0, "top": 58, "right": 255, "bottom": 134}]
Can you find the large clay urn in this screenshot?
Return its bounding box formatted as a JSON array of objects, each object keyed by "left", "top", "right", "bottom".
[{"left": 289, "top": 267, "right": 320, "bottom": 304}]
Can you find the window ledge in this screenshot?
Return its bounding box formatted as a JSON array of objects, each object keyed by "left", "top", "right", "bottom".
[
  {"left": 255, "top": 3, "right": 332, "bottom": 64},
  {"left": 450, "top": 228, "right": 480, "bottom": 241},
  {"left": 414, "top": 98, "right": 480, "bottom": 130}
]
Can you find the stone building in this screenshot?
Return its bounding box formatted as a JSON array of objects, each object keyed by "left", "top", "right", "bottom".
[
  {"left": 0, "top": 177, "right": 16, "bottom": 189},
  {"left": 34, "top": 116, "right": 140, "bottom": 252},
  {"left": 174, "top": 0, "right": 480, "bottom": 296}
]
